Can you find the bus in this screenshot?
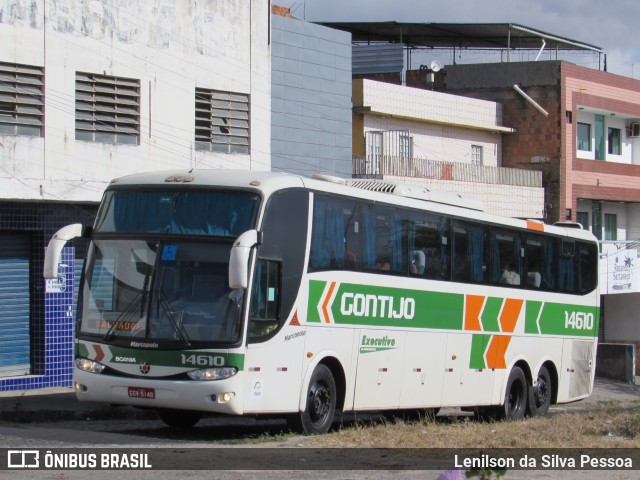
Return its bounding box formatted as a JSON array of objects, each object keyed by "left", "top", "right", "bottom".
[{"left": 44, "top": 170, "right": 599, "bottom": 434}]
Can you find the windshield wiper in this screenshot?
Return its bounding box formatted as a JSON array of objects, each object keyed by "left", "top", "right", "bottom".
[
  {"left": 104, "top": 291, "right": 145, "bottom": 341},
  {"left": 155, "top": 289, "right": 191, "bottom": 347}
]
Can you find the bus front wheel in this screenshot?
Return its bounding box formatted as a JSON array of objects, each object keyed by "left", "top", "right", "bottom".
[
  {"left": 293, "top": 364, "right": 337, "bottom": 435},
  {"left": 158, "top": 408, "right": 202, "bottom": 429}
]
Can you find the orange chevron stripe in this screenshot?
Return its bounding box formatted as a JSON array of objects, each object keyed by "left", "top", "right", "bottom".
[
  {"left": 94, "top": 344, "right": 105, "bottom": 363},
  {"left": 322, "top": 282, "right": 337, "bottom": 323},
  {"left": 465, "top": 295, "right": 485, "bottom": 331},
  {"left": 499, "top": 298, "right": 524, "bottom": 333},
  {"left": 486, "top": 335, "right": 511, "bottom": 369}
]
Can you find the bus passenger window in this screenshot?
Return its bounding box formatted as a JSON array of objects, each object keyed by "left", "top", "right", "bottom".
[
  {"left": 491, "top": 229, "right": 523, "bottom": 287},
  {"left": 526, "top": 234, "right": 556, "bottom": 291},
  {"left": 310, "top": 195, "right": 361, "bottom": 271},
  {"left": 411, "top": 215, "right": 450, "bottom": 280},
  {"left": 559, "top": 241, "right": 576, "bottom": 293},
  {"left": 452, "top": 221, "right": 488, "bottom": 284},
  {"left": 577, "top": 242, "right": 598, "bottom": 293}
]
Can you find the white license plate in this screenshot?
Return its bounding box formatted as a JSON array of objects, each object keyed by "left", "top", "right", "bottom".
[{"left": 127, "top": 387, "right": 155, "bottom": 399}]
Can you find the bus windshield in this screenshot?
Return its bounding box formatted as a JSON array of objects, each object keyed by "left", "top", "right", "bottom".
[
  {"left": 79, "top": 239, "right": 243, "bottom": 345},
  {"left": 94, "top": 189, "right": 260, "bottom": 237}
]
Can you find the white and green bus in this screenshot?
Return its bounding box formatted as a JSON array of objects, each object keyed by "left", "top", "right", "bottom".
[{"left": 44, "top": 170, "right": 599, "bottom": 434}]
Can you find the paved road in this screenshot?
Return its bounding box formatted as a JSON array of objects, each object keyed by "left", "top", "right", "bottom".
[{"left": 0, "top": 377, "right": 638, "bottom": 480}]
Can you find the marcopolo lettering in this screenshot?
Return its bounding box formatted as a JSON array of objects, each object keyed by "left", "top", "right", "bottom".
[{"left": 340, "top": 292, "right": 415, "bottom": 320}]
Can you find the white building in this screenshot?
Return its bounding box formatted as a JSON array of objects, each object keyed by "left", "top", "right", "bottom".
[
  {"left": 0, "top": 0, "right": 270, "bottom": 388},
  {"left": 352, "top": 79, "right": 545, "bottom": 218}
]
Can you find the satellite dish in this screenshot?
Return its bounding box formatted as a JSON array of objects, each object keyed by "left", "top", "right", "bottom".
[{"left": 430, "top": 60, "right": 442, "bottom": 72}]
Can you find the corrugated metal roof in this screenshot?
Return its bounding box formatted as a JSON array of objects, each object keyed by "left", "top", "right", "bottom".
[
  {"left": 353, "top": 43, "right": 404, "bottom": 74},
  {"left": 318, "top": 22, "right": 603, "bottom": 53}
]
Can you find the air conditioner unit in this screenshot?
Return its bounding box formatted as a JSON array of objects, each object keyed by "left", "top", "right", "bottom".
[{"left": 628, "top": 122, "right": 640, "bottom": 138}]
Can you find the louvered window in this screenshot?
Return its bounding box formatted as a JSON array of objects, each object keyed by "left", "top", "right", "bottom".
[
  {"left": 195, "top": 88, "right": 250, "bottom": 154},
  {"left": 75, "top": 72, "right": 140, "bottom": 145},
  {"left": 0, "top": 62, "right": 44, "bottom": 137}
]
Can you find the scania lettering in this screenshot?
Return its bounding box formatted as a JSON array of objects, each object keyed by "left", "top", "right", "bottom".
[{"left": 44, "top": 170, "right": 599, "bottom": 434}]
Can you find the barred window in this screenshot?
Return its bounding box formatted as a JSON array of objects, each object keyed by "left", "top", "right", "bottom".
[
  {"left": 75, "top": 72, "right": 140, "bottom": 145},
  {"left": 195, "top": 88, "right": 250, "bottom": 154},
  {"left": 471, "top": 145, "right": 483, "bottom": 166},
  {"left": 0, "top": 62, "right": 44, "bottom": 137}
]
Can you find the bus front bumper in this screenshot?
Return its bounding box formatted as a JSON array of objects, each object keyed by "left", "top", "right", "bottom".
[{"left": 74, "top": 368, "right": 244, "bottom": 415}]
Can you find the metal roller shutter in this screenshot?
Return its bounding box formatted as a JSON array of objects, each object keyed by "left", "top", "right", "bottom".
[{"left": 0, "top": 233, "right": 31, "bottom": 377}]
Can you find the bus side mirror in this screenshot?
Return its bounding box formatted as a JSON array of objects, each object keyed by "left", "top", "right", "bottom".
[
  {"left": 229, "top": 229, "right": 260, "bottom": 289},
  {"left": 43, "top": 224, "right": 85, "bottom": 279}
]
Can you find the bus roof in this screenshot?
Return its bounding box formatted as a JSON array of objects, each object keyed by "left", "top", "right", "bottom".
[{"left": 107, "top": 169, "right": 597, "bottom": 243}]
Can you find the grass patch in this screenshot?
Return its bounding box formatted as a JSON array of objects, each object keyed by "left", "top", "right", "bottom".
[
  {"left": 300, "top": 403, "right": 640, "bottom": 449},
  {"left": 244, "top": 429, "right": 299, "bottom": 445}
]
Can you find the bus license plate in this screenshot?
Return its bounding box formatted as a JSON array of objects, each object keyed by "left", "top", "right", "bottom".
[{"left": 128, "top": 387, "right": 155, "bottom": 399}]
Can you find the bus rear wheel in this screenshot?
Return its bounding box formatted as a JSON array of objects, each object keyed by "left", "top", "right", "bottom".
[
  {"left": 527, "top": 365, "right": 552, "bottom": 417},
  {"left": 158, "top": 408, "right": 202, "bottom": 428},
  {"left": 503, "top": 366, "right": 527, "bottom": 420},
  {"left": 490, "top": 366, "right": 527, "bottom": 421},
  {"left": 293, "top": 364, "right": 337, "bottom": 435}
]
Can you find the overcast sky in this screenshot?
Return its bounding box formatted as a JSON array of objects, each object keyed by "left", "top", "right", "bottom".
[{"left": 278, "top": 0, "right": 640, "bottom": 78}]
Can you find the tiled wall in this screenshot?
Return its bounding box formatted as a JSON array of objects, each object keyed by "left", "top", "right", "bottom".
[{"left": 0, "top": 201, "right": 98, "bottom": 392}]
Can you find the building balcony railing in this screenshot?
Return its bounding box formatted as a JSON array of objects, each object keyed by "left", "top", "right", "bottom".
[{"left": 353, "top": 155, "right": 542, "bottom": 188}]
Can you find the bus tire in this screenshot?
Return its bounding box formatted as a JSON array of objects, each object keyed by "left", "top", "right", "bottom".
[
  {"left": 527, "top": 365, "right": 552, "bottom": 417},
  {"left": 296, "top": 364, "right": 337, "bottom": 435},
  {"left": 498, "top": 366, "right": 527, "bottom": 421},
  {"left": 158, "top": 408, "right": 202, "bottom": 428}
]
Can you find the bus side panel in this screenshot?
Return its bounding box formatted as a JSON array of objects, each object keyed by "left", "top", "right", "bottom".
[
  {"left": 302, "top": 324, "right": 355, "bottom": 409},
  {"left": 242, "top": 327, "right": 307, "bottom": 414},
  {"left": 498, "top": 335, "right": 564, "bottom": 405},
  {"left": 352, "top": 330, "right": 405, "bottom": 410},
  {"left": 556, "top": 338, "right": 596, "bottom": 403},
  {"left": 441, "top": 332, "right": 495, "bottom": 406},
  {"left": 399, "top": 331, "right": 447, "bottom": 409}
]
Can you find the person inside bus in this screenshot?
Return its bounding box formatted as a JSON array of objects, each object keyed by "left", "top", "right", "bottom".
[
  {"left": 376, "top": 254, "right": 391, "bottom": 271},
  {"left": 527, "top": 258, "right": 542, "bottom": 288},
  {"left": 411, "top": 250, "right": 425, "bottom": 275},
  {"left": 500, "top": 262, "right": 521, "bottom": 285}
]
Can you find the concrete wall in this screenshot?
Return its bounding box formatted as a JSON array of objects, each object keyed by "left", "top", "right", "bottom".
[
  {"left": 271, "top": 14, "right": 352, "bottom": 177},
  {"left": 596, "top": 343, "right": 637, "bottom": 382},
  {"left": 0, "top": 0, "right": 271, "bottom": 203},
  {"left": 357, "top": 79, "right": 507, "bottom": 167},
  {"left": 605, "top": 292, "right": 640, "bottom": 340}
]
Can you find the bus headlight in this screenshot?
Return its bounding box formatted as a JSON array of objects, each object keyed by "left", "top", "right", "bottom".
[
  {"left": 75, "top": 358, "right": 106, "bottom": 374},
  {"left": 187, "top": 367, "right": 238, "bottom": 381}
]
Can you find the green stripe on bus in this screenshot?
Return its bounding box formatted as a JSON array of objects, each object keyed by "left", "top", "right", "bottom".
[
  {"left": 308, "top": 280, "right": 597, "bottom": 337},
  {"left": 481, "top": 297, "right": 503, "bottom": 332},
  {"left": 327, "top": 282, "right": 464, "bottom": 330},
  {"left": 77, "top": 343, "right": 245, "bottom": 370},
  {"left": 308, "top": 280, "right": 325, "bottom": 323},
  {"left": 525, "top": 301, "right": 543, "bottom": 334},
  {"left": 535, "top": 303, "right": 600, "bottom": 337},
  {"left": 470, "top": 334, "right": 490, "bottom": 369}
]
